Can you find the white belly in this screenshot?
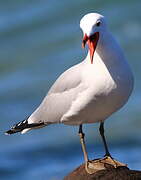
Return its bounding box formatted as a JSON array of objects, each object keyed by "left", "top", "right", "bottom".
[{"left": 61, "top": 55, "right": 134, "bottom": 125}]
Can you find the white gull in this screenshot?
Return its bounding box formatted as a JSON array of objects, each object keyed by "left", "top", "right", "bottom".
[{"left": 6, "top": 13, "right": 134, "bottom": 167}]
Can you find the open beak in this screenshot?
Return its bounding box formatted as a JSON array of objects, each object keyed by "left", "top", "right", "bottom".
[{"left": 82, "top": 32, "right": 99, "bottom": 64}]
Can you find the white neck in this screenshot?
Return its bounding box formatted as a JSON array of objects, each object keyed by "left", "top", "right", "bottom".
[{"left": 85, "top": 31, "right": 126, "bottom": 66}]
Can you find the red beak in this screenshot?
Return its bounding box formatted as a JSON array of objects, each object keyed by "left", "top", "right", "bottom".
[{"left": 82, "top": 32, "right": 99, "bottom": 64}]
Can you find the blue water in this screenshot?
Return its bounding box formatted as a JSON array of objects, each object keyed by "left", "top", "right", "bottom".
[{"left": 0, "top": 0, "right": 141, "bottom": 179}]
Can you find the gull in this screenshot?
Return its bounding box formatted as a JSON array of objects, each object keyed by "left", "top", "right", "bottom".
[{"left": 6, "top": 13, "right": 134, "bottom": 170}]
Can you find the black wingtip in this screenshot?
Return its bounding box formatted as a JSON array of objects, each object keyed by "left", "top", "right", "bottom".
[
  {"left": 5, "top": 119, "right": 29, "bottom": 135},
  {"left": 5, "top": 127, "right": 22, "bottom": 135},
  {"left": 5, "top": 118, "right": 45, "bottom": 135},
  {"left": 5, "top": 129, "right": 17, "bottom": 135}
]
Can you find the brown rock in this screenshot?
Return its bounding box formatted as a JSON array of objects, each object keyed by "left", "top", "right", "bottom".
[{"left": 64, "top": 159, "right": 141, "bottom": 180}]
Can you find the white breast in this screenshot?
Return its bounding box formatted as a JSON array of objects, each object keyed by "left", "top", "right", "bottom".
[{"left": 61, "top": 33, "right": 134, "bottom": 125}]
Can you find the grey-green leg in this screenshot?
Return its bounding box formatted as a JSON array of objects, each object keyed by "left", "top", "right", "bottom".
[
  {"left": 78, "top": 125, "right": 89, "bottom": 163},
  {"left": 99, "top": 122, "right": 111, "bottom": 157}
]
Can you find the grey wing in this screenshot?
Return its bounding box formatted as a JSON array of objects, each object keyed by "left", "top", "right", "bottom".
[
  {"left": 28, "top": 63, "right": 84, "bottom": 124},
  {"left": 48, "top": 63, "right": 82, "bottom": 94}
]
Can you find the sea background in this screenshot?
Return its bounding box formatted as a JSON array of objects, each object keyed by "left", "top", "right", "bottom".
[{"left": 0, "top": 0, "right": 141, "bottom": 179}]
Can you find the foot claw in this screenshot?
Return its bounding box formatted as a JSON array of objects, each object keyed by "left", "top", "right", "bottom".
[
  {"left": 84, "top": 157, "right": 127, "bottom": 174},
  {"left": 85, "top": 160, "right": 106, "bottom": 174},
  {"left": 103, "top": 156, "right": 127, "bottom": 168}
]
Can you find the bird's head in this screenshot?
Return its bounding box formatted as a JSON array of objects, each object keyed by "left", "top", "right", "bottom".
[{"left": 80, "top": 13, "right": 107, "bottom": 64}]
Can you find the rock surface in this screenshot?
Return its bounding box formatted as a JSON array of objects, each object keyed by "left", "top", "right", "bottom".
[{"left": 64, "top": 158, "right": 141, "bottom": 180}]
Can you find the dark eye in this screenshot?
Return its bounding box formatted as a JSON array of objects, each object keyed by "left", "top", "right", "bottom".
[{"left": 96, "top": 21, "right": 101, "bottom": 27}]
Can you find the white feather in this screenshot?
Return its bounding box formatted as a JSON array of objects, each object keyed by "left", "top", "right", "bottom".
[{"left": 27, "top": 13, "right": 134, "bottom": 127}]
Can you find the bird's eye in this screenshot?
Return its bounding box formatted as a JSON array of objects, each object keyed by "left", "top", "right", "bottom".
[{"left": 96, "top": 21, "right": 101, "bottom": 27}]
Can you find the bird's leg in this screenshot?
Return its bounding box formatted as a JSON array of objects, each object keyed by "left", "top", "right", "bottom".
[
  {"left": 78, "top": 124, "right": 126, "bottom": 174},
  {"left": 99, "top": 122, "right": 126, "bottom": 168},
  {"left": 99, "top": 122, "right": 111, "bottom": 157},
  {"left": 78, "top": 125, "right": 102, "bottom": 174},
  {"left": 78, "top": 125, "right": 89, "bottom": 163}
]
